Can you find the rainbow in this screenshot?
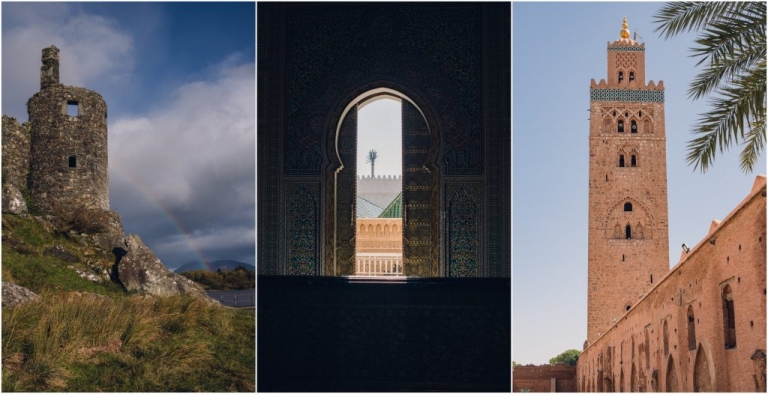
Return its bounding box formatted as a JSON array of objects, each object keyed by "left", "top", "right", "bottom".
[{"left": 109, "top": 166, "right": 213, "bottom": 271}]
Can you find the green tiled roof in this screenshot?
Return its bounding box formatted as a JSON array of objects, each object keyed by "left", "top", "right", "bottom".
[{"left": 378, "top": 192, "right": 402, "bottom": 218}]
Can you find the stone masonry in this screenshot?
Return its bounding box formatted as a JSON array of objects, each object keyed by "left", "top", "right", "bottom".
[
  {"left": 27, "top": 45, "right": 109, "bottom": 212},
  {"left": 1, "top": 116, "right": 30, "bottom": 191},
  {"left": 587, "top": 21, "right": 669, "bottom": 345}
]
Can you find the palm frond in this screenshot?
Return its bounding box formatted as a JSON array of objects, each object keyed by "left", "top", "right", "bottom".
[
  {"left": 656, "top": 2, "right": 767, "bottom": 173},
  {"left": 741, "top": 118, "right": 766, "bottom": 173},
  {"left": 653, "top": 2, "right": 751, "bottom": 39},
  {"left": 686, "top": 61, "right": 766, "bottom": 172}
]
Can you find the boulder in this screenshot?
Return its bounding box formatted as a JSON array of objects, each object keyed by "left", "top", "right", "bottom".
[
  {"left": 88, "top": 209, "right": 126, "bottom": 251},
  {"left": 2, "top": 184, "right": 27, "bottom": 215},
  {"left": 2, "top": 282, "right": 41, "bottom": 307},
  {"left": 115, "top": 234, "right": 210, "bottom": 299}
]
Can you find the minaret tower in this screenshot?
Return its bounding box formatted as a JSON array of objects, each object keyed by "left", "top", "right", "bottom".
[{"left": 587, "top": 18, "right": 669, "bottom": 344}]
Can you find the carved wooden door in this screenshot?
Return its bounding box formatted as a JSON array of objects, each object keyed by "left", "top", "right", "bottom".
[{"left": 402, "top": 101, "right": 437, "bottom": 276}]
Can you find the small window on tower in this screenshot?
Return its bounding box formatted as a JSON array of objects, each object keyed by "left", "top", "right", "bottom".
[
  {"left": 626, "top": 224, "right": 632, "bottom": 239},
  {"left": 631, "top": 120, "right": 637, "bottom": 133},
  {"left": 631, "top": 155, "right": 637, "bottom": 167},
  {"left": 618, "top": 120, "right": 624, "bottom": 133},
  {"left": 67, "top": 101, "right": 79, "bottom": 117},
  {"left": 624, "top": 202, "right": 633, "bottom": 212},
  {"left": 68, "top": 155, "right": 77, "bottom": 168},
  {"left": 629, "top": 72, "right": 635, "bottom": 82},
  {"left": 618, "top": 71, "right": 624, "bottom": 83},
  {"left": 619, "top": 155, "right": 625, "bottom": 167}
]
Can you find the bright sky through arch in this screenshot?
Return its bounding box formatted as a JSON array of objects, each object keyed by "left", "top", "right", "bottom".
[{"left": 357, "top": 98, "right": 402, "bottom": 177}]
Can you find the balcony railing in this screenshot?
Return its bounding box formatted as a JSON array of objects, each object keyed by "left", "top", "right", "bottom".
[{"left": 355, "top": 253, "right": 403, "bottom": 276}]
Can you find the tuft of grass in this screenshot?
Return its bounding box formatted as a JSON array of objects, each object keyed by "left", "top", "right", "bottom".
[
  {"left": 3, "top": 294, "right": 254, "bottom": 392},
  {"left": 1, "top": 213, "right": 254, "bottom": 392}
]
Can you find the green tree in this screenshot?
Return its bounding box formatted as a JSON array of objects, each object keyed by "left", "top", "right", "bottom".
[
  {"left": 366, "top": 149, "right": 378, "bottom": 177},
  {"left": 549, "top": 349, "right": 581, "bottom": 366},
  {"left": 654, "top": 2, "right": 766, "bottom": 173}
]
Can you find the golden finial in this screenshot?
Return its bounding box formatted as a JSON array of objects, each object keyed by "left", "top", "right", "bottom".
[{"left": 620, "top": 16, "right": 630, "bottom": 39}]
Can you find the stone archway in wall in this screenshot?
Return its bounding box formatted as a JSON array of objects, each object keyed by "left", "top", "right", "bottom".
[{"left": 324, "top": 83, "right": 441, "bottom": 277}]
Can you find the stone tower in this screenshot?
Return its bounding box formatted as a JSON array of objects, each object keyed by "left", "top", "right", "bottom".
[
  {"left": 587, "top": 18, "right": 669, "bottom": 344},
  {"left": 28, "top": 45, "right": 109, "bottom": 212}
]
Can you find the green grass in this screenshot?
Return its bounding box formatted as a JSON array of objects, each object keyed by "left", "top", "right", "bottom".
[{"left": 2, "top": 214, "right": 255, "bottom": 391}]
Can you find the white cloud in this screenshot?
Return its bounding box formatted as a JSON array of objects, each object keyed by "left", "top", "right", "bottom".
[
  {"left": 109, "top": 59, "right": 255, "bottom": 222},
  {"left": 2, "top": 3, "right": 134, "bottom": 119}
]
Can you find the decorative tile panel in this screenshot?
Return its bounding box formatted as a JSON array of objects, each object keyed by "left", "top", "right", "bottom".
[
  {"left": 446, "top": 183, "right": 481, "bottom": 277},
  {"left": 590, "top": 89, "right": 664, "bottom": 103},
  {"left": 286, "top": 182, "right": 320, "bottom": 275},
  {"left": 607, "top": 46, "right": 645, "bottom": 52},
  {"left": 283, "top": 4, "right": 482, "bottom": 176}
]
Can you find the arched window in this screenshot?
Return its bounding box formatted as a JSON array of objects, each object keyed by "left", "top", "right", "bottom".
[
  {"left": 631, "top": 155, "right": 637, "bottom": 167},
  {"left": 618, "top": 71, "right": 624, "bottom": 83},
  {"left": 629, "top": 71, "right": 635, "bottom": 82},
  {"left": 631, "top": 120, "right": 637, "bottom": 133},
  {"left": 723, "top": 285, "right": 736, "bottom": 349},
  {"left": 624, "top": 202, "right": 633, "bottom": 212},
  {"left": 619, "top": 155, "right": 625, "bottom": 167},
  {"left": 625, "top": 224, "right": 631, "bottom": 239},
  {"left": 688, "top": 306, "right": 697, "bottom": 350},
  {"left": 663, "top": 320, "right": 669, "bottom": 356},
  {"left": 618, "top": 119, "right": 624, "bottom": 133}
]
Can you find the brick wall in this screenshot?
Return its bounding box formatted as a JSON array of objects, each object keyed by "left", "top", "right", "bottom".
[
  {"left": 578, "top": 176, "right": 767, "bottom": 392},
  {"left": 513, "top": 364, "right": 577, "bottom": 392}
]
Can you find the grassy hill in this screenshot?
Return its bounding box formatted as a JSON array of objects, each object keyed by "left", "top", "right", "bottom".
[{"left": 1, "top": 213, "right": 255, "bottom": 391}]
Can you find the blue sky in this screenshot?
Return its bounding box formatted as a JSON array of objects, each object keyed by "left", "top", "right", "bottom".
[
  {"left": 513, "top": 2, "right": 766, "bottom": 365},
  {"left": 2, "top": 2, "right": 255, "bottom": 270}
]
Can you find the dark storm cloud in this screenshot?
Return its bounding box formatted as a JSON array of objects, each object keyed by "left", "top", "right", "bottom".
[{"left": 110, "top": 60, "right": 255, "bottom": 268}]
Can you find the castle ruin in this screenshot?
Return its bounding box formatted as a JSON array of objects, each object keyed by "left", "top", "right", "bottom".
[{"left": 4, "top": 45, "right": 109, "bottom": 214}]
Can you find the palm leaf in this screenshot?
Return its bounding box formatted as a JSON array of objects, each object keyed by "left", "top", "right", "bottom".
[{"left": 655, "top": 2, "right": 767, "bottom": 173}]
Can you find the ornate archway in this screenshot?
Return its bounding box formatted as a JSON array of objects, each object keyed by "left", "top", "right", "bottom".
[{"left": 323, "top": 82, "right": 442, "bottom": 277}]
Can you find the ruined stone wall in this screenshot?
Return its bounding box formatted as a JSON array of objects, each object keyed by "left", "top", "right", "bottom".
[
  {"left": 578, "top": 176, "right": 767, "bottom": 392},
  {"left": 27, "top": 47, "right": 108, "bottom": 213},
  {"left": 2, "top": 115, "right": 30, "bottom": 191},
  {"left": 513, "top": 364, "right": 577, "bottom": 392}
]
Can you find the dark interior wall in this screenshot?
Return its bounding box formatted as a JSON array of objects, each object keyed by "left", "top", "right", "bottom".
[
  {"left": 258, "top": 3, "right": 510, "bottom": 277},
  {"left": 257, "top": 276, "right": 511, "bottom": 391}
]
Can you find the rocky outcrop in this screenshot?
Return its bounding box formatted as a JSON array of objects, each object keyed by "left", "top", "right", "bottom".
[
  {"left": 2, "top": 282, "right": 41, "bottom": 307},
  {"left": 44, "top": 245, "right": 79, "bottom": 262},
  {"left": 2, "top": 184, "right": 27, "bottom": 215},
  {"left": 115, "top": 234, "right": 210, "bottom": 299}
]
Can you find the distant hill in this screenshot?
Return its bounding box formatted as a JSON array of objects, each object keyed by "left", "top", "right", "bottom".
[{"left": 174, "top": 260, "right": 254, "bottom": 273}]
